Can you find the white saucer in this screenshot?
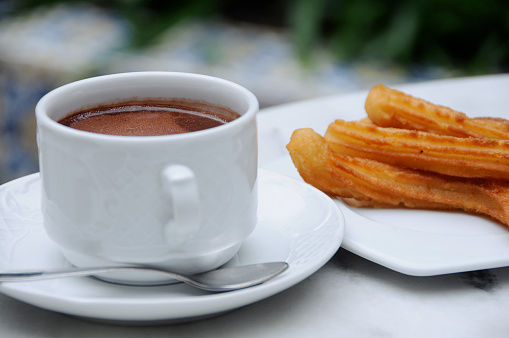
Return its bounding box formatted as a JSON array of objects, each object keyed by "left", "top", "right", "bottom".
[{"left": 0, "top": 169, "right": 344, "bottom": 324}]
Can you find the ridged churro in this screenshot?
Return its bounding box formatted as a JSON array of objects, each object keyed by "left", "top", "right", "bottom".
[
  {"left": 324, "top": 119, "right": 509, "bottom": 179},
  {"left": 287, "top": 128, "right": 509, "bottom": 227},
  {"left": 365, "top": 84, "right": 509, "bottom": 139}
]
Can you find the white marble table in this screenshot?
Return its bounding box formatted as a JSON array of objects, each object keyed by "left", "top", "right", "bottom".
[
  {"left": 2, "top": 74, "right": 509, "bottom": 337},
  {"left": 2, "top": 248, "right": 508, "bottom": 337},
  {"left": 0, "top": 249, "right": 509, "bottom": 338}
]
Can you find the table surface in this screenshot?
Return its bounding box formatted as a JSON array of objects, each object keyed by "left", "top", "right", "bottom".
[{"left": 2, "top": 74, "right": 509, "bottom": 337}]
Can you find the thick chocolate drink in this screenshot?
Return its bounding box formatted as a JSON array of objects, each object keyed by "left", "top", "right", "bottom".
[{"left": 58, "top": 99, "right": 239, "bottom": 136}]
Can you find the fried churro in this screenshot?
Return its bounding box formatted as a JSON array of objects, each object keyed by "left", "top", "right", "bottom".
[
  {"left": 324, "top": 119, "right": 509, "bottom": 179},
  {"left": 287, "top": 128, "right": 509, "bottom": 227},
  {"left": 365, "top": 84, "right": 509, "bottom": 139}
]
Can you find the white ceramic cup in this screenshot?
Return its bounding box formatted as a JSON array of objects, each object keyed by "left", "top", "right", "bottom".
[{"left": 35, "top": 72, "right": 259, "bottom": 284}]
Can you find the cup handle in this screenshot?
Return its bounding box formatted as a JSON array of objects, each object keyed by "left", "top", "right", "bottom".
[{"left": 161, "top": 165, "right": 201, "bottom": 244}]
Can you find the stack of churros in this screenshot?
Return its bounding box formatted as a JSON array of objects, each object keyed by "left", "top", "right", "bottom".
[{"left": 287, "top": 84, "right": 509, "bottom": 227}]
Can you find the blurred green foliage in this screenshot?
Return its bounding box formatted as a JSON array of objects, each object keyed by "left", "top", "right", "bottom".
[
  {"left": 11, "top": 0, "right": 509, "bottom": 74},
  {"left": 289, "top": 0, "right": 509, "bottom": 74}
]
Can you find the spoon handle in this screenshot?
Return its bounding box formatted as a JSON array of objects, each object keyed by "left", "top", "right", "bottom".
[
  {"left": 0, "top": 262, "right": 289, "bottom": 292},
  {"left": 0, "top": 266, "right": 181, "bottom": 282}
]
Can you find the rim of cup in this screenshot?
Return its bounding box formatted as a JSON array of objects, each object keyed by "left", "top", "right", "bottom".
[{"left": 35, "top": 71, "right": 259, "bottom": 143}]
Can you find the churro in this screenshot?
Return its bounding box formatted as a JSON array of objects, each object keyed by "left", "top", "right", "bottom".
[
  {"left": 365, "top": 84, "right": 509, "bottom": 139},
  {"left": 287, "top": 128, "right": 509, "bottom": 227},
  {"left": 325, "top": 119, "right": 509, "bottom": 179}
]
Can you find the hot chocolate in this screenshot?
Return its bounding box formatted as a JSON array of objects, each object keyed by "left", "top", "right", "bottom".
[{"left": 58, "top": 100, "right": 240, "bottom": 136}]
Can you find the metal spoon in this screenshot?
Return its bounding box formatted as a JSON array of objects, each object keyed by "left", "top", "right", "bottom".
[{"left": 0, "top": 262, "right": 288, "bottom": 292}]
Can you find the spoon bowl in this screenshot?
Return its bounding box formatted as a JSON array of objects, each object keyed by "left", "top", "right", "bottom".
[{"left": 0, "top": 262, "right": 288, "bottom": 292}]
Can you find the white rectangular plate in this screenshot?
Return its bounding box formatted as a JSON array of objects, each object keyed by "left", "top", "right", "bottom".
[{"left": 258, "top": 74, "right": 509, "bottom": 276}]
